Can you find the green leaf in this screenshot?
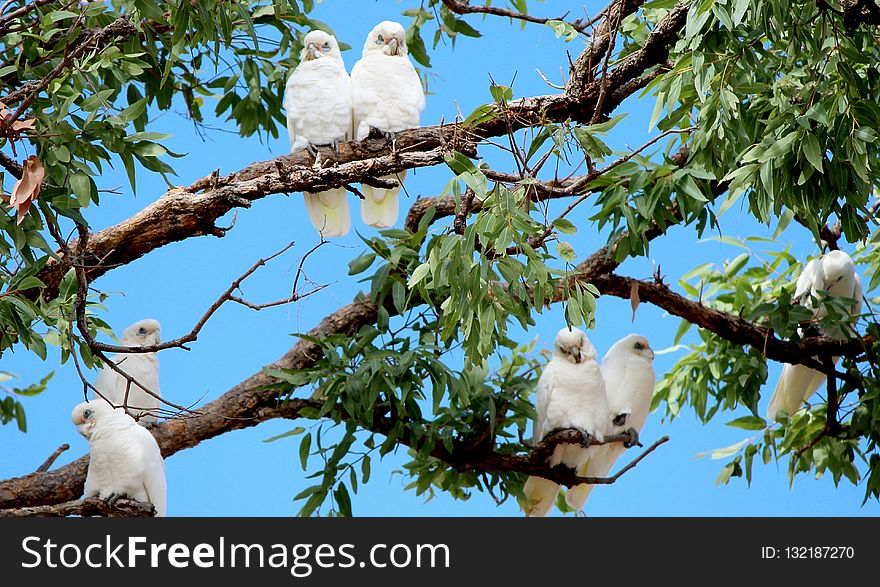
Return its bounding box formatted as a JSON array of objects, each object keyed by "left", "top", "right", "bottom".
[
  {"left": 334, "top": 483, "right": 352, "bottom": 516},
  {"left": 556, "top": 241, "right": 576, "bottom": 263},
  {"left": 444, "top": 152, "right": 478, "bottom": 175},
  {"left": 348, "top": 252, "right": 376, "bottom": 276},
  {"left": 802, "top": 133, "right": 823, "bottom": 173},
  {"left": 299, "top": 432, "right": 312, "bottom": 471},
  {"left": 552, "top": 218, "right": 577, "bottom": 234},
  {"left": 724, "top": 253, "right": 749, "bottom": 277},
  {"left": 462, "top": 104, "right": 497, "bottom": 127},
  {"left": 408, "top": 262, "right": 431, "bottom": 287},
  {"left": 725, "top": 415, "right": 767, "bottom": 431},
  {"left": 263, "top": 427, "right": 305, "bottom": 443},
  {"left": 69, "top": 173, "right": 93, "bottom": 206}
]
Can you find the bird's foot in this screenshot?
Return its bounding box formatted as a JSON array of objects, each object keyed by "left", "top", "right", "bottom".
[
  {"left": 104, "top": 493, "right": 130, "bottom": 508},
  {"left": 306, "top": 143, "right": 319, "bottom": 157},
  {"left": 612, "top": 412, "right": 628, "bottom": 427},
  {"left": 311, "top": 151, "right": 324, "bottom": 171},
  {"left": 623, "top": 427, "right": 641, "bottom": 449},
  {"left": 573, "top": 426, "right": 593, "bottom": 448}
]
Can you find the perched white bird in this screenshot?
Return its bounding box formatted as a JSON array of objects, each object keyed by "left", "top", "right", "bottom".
[
  {"left": 767, "top": 250, "right": 862, "bottom": 419},
  {"left": 351, "top": 21, "right": 426, "bottom": 228},
  {"left": 72, "top": 399, "right": 166, "bottom": 517},
  {"left": 284, "top": 30, "right": 353, "bottom": 237},
  {"left": 93, "top": 319, "right": 162, "bottom": 426},
  {"left": 565, "top": 334, "right": 655, "bottom": 512},
  {"left": 522, "top": 327, "right": 609, "bottom": 517}
]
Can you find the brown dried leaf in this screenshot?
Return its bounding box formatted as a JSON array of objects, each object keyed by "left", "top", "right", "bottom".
[
  {"left": 630, "top": 280, "right": 640, "bottom": 323},
  {"left": 10, "top": 118, "right": 36, "bottom": 132},
  {"left": 9, "top": 155, "right": 44, "bottom": 225}
]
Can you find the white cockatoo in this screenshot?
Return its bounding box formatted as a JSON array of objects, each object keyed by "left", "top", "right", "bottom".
[
  {"left": 351, "top": 20, "right": 426, "bottom": 228},
  {"left": 767, "top": 249, "right": 862, "bottom": 419},
  {"left": 93, "top": 319, "right": 162, "bottom": 426},
  {"left": 284, "top": 30, "right": 352, "bottom": 237},
  {"left": 522, "top": 327, "right": 609, "bottom": 517},
  {"left": 565, "top": 334, "right": 656, "bottom": 512},
  {"left": 72, "top": 399, "right": 166, "bottom": 517}
]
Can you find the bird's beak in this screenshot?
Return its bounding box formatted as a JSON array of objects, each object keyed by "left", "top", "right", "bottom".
[
  {"left": 75, "top": 419, "right": 90, "bottom": 437},
  {"left": 387, "top": 37, "right": 399, "bottom": 56},
  {"left": 306, "top": 43, "right": 319, "bottom": 60},
  {"left": 571, "top": 345, "right": 581, "bottom": 364}
]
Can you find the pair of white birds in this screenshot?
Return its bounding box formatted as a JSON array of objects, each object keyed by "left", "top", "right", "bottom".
[
  {"left": 71, "top": 318, "right": 166, "bottom": 516},
  {"left": 523, "top": 329, "right": 656, "bottom": 517},
  {"left": 284, "top": 22, "right": 426, "bottom": 237}
]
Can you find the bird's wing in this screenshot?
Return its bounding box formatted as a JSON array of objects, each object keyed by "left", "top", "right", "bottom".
[
  {"left": 794, "top": 257, "right": 821, "bottom": 305},
  {"left": 110, "top": 354, "right": 160, "bottom": 425},
  {"left": 93, "top": 354, "right": 123, "bottom": 406},
  {"left": 533, "top": 360, "right": 556, "bottom": 443},
  {"left": 285, "top": 60, "right": 352, "bottom": 150},
  {"left": 351, "top": 54, "right": 424, "bottom": 135},
  {"left": 133, "top": 425, "right": 167, "bottom": 517}
]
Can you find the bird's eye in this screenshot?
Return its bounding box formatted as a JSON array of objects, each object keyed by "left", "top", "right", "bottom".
[
  {"left": 138, "top": 327, "right": 147, "bottom": 335},
  {"left": 322, "top": 42, "right": 330, "bottom": 52},
  {"left": 376, "top": 34, "right": 384, "bottom": 44},
  {"left": 83, "top": 409, "right": 93, "bottom": 420},
  {"left": 634, "top": 341, "right": 644, "bottom": 350}
]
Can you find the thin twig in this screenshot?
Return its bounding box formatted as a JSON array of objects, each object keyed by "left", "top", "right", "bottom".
[{"left": 35, "top": 444, "right": 69, "bottom": 472}]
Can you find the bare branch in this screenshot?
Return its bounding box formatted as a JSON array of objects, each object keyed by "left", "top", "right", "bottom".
[
  {"left": 440, "top": 0, "right": 592, "bottom": 32},
  {"left": 35, "top": 444, "right": 69, "bottom": 473}
]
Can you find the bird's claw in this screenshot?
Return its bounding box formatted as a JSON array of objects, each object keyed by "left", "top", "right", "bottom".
[
  {"left": 623, "top": 427, "right": 641, "bottom": 449},
  {"left": 306, "top": 143, "right": 319, "bottom": 157},
  {"left": 105, "top": 493, "right": 128, "bottom": 508},
  {"left": 574, "top": 426, "right": 592, "bottom": 448},
  {"left": 367, "top": 126, "right": 396, "bottom": 142}
]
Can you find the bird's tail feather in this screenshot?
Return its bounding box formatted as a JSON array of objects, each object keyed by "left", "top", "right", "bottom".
[
  {"left": 767, "top": 363, "right": 827, "bottom": 419},
  {"left": 361, "top": 172, "right": 405, "bottom": 228},
  {"left": 564, "top": 446, "right": 617, "bottom": 511},
  {"left": 523, "top": 476, "right": 559, "bottom": 517},
  {"left": 304, "top": 188, "right": 350, "bottom": 237}
]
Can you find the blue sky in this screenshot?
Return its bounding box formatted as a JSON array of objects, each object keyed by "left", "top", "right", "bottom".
[{"left": 1, "top": 0, "right": 878, "bottom": 517}]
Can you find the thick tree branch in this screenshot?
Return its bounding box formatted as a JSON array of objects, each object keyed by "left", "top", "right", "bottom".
[
  {"left": 0, "top": 496, "right": 156, "bottom": 517},
  {"left": 590, "top": 273, "right": 873, "bottom": 369}
]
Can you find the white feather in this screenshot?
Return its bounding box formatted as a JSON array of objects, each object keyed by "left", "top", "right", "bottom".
[
  {"left": 767, "top": 250, "right": 862, "bottom": 419},
  {"left": 565, "top": 334, "right": 655, "bottom": 512},
  {"left": 73, "top": 400, "right": 166, "bottom": 516},
  {"left": 93, "top": 319, "right": 161, "bottom": 426},
  {"left": 523, "top": 327, "right": 608, "bottom": 517},
  {"left": 351, "top": 21, "right": 425, "bottom": 228},
  {"left": 284, "top": 30, "right": 352, "bottom": 237}
]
